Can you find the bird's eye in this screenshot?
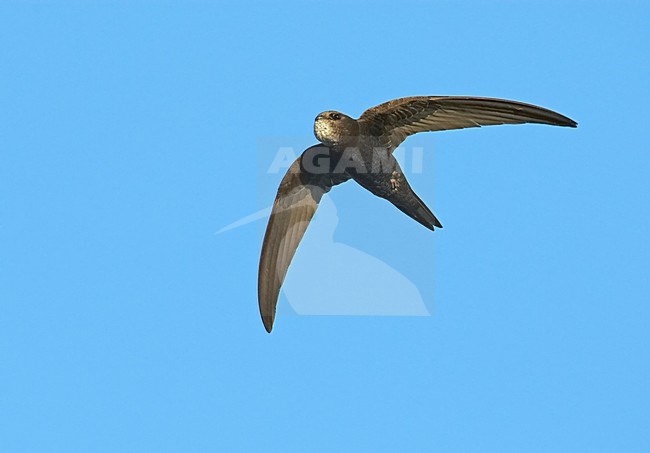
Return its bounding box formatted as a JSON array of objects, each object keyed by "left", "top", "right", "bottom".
[{"left": 330, "top": 113, "right": 341, "bottom": 120}]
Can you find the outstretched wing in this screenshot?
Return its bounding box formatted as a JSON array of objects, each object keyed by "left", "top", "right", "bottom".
[
  {"left": 359, "top": 96, "right": 577, "bottom": 151},
  {"left": 258, "top": 145, "right": 350, "bottom": 333}
]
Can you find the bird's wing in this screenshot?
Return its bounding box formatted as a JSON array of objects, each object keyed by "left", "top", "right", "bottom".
[
  {"left": 258, "top": 145, "right": 349, "bottom": 333},
  {"left": 359, "top": 96, "right": 577, "bottom": 151}
]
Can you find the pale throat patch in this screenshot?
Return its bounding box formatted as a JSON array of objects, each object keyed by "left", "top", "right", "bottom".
[{"left": 314, "top": 119, "right": 339, "bottom": 144}]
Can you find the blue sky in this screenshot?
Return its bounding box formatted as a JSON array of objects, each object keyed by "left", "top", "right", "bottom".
[{"left": 1, "top": 1, "right": 649, "bottom": 452}]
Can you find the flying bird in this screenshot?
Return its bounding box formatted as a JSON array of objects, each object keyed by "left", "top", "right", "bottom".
[{"left": 258, "top": 96, "right": 577, "bottom": 332}]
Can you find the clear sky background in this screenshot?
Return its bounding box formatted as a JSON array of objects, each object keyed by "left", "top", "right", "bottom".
[{"left": 1, "top": 1, "right": 649, "bottom": 452}]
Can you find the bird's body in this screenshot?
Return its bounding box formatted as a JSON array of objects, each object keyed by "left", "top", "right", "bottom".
[{"left": 258, "top": 96, "right": 577, "bottom": 332}]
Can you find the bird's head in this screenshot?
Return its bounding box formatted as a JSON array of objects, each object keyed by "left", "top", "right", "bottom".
[{"left": 314, "top": 111, "right": 359, "bottom": 147}]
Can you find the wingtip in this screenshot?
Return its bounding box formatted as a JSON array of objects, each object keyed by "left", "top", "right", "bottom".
[
  {"left": 557, "top": 116, "right": 578, "bottom": 128},
  {"left": 262, "top": 316, "right": 274, "bottom": 333}
]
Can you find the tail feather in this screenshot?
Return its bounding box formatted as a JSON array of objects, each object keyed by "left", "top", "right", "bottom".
[{"left": 392, "top": 190, "right": 442, "bottom": 231}]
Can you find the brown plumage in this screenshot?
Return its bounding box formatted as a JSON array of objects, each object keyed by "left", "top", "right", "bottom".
[{"left": 258, "top": 96, "right": 577, "bottom": 332}]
